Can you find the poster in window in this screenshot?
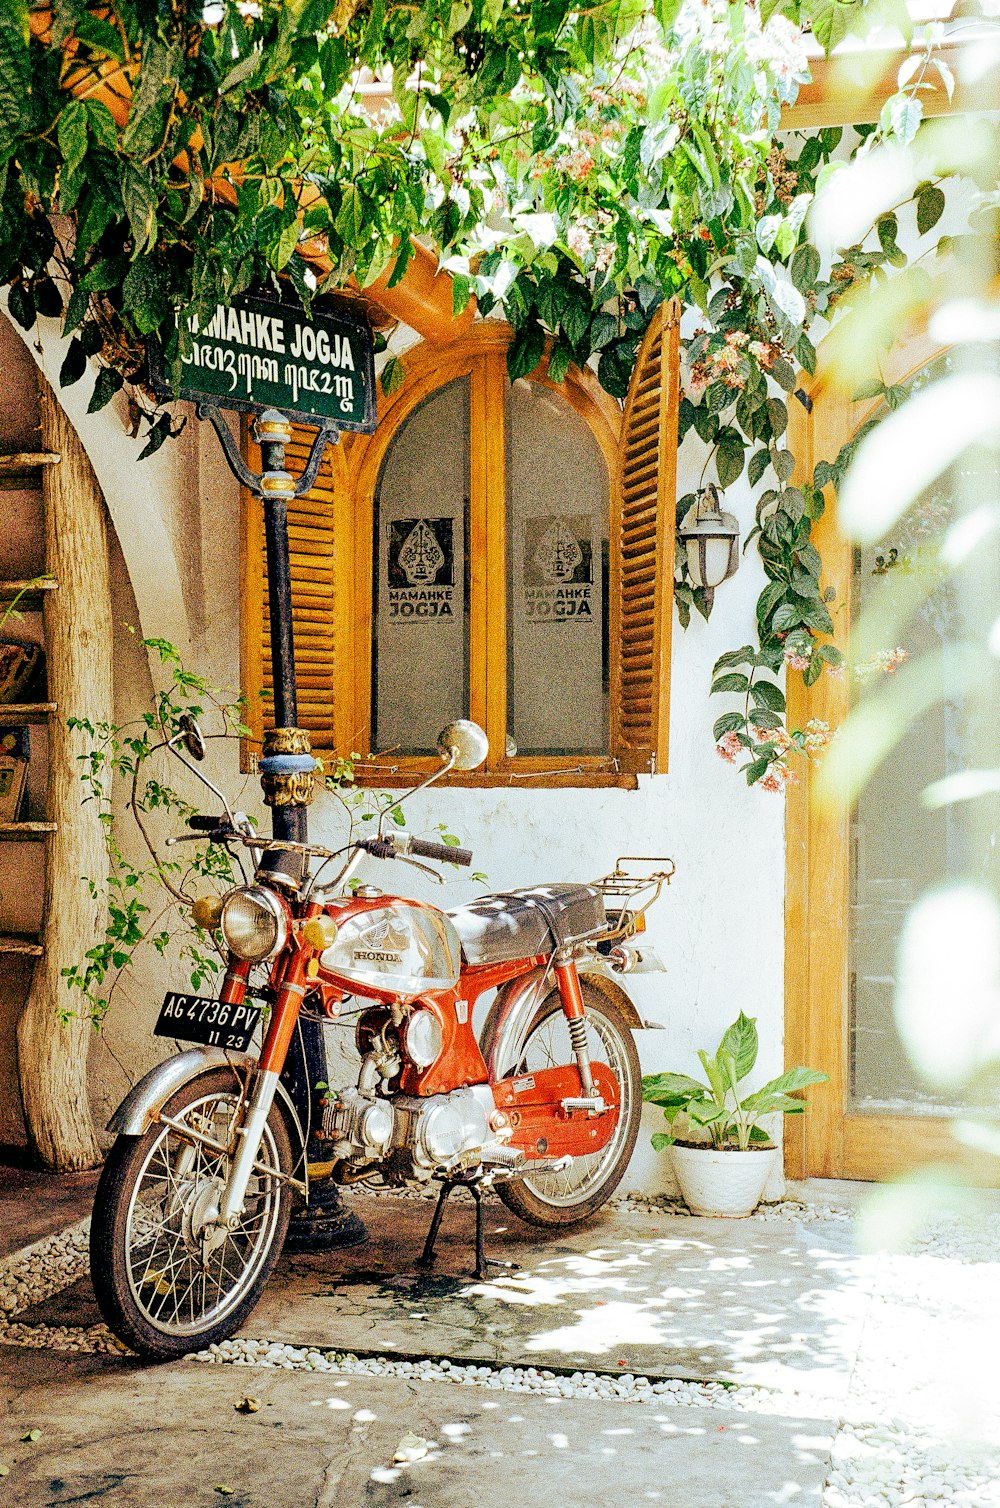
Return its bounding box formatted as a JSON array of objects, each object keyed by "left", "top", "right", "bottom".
[
  {"left": 386, "top": 517, "right": 455, "bottom": 623},
  {"left": 523, "top": 514, "right": 594, "bottom": 624}
]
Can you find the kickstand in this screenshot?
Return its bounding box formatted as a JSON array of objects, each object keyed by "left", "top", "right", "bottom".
[
  {"left": 417, "top": 1178, "right": 455, "bottom": 1270},
  {"left": 417, "top": 1177, "right": 516, "bottom": 1281}
]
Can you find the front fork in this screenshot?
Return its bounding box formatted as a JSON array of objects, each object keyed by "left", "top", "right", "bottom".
[
  {"left": 214, "top": 950, "right": 308, "bottom": 1227},
  {"left": 554, "top": 956, "right": 596, "bottom": 1097}
]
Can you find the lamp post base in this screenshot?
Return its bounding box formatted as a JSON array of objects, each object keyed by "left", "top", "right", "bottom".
[{"left": 285, "top": 1178, "right": 368, "bottom": 1253}]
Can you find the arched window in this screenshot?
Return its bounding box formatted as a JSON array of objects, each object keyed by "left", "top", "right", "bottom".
[{"left": 242, "top": 307, "right": 679, "bottom": 788}]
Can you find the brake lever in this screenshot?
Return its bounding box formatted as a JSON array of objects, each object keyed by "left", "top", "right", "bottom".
[{"left": 393, "top": 853, "right": 445, "bottom": 884}]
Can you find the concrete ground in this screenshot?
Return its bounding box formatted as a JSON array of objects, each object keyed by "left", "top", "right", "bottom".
[{"left": 2, "top": 1172, "right": 999, "bottom": 1508}]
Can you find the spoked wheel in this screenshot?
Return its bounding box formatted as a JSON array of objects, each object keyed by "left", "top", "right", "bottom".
[
  {"left": 494, "top": 983, "right": 641, "bottom": 1227},
  {"left": 90, "top": 1068, "right": 293, "bottom": 1359}
]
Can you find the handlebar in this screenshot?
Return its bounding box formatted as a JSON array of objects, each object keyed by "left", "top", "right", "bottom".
[
  {"left": 404, "top": 835, "right": 473, "bottom": 867},
  {"left": 357, "top": 834, "right": 473, "bottom": 868},
  {"left": 168, "top": 823, "right": 473, "bottom": 868}
]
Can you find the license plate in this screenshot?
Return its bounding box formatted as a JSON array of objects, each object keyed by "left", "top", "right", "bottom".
[{"left": 154, "top": 992, "right": 261, "bottom": 1052}]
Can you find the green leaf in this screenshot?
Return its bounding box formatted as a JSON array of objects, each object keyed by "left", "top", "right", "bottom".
[
  {"left": 718, "top": 1011, "right": 758, "bottom": 1081},
  {"left": 122, "top": 260, "right": 168, "bottom": 335},
  {"left": 380, "top": 355, "right": 405, "bottom": 397},
  {"left": 766, "top": 397, "right": 787, "bottom": 439},
  {"left": 59, "top": 338, "right": 87, "bottom": 388},
  {"left": 889, "top": 94, "right": 923, "bottom": 143},
  {"left": 122, "top": 163, "right": 157, "bottom": 254},
  {"left": 747, "top": 448, "right": 770, "bottom": 489},
  {"left": 73, "top": 12, "right": 125, "bottom": 62},
  {"left": 57, "top": 99, "right": 89, "bottom": 181},
  {"left": 917, "top": 184, "right": 945, "bottom": 236},
  {"left": 546, "top": 341, "right": 572, "bottom": 386},
  {"left": 6, "top": 282, "right": 35, "bottom": 331},
  {"left": 335, "top": 183, "right": 365, "bottom": 248},
  {"left": 137, "top": 415, "right": 171, "bottom": 461},
  {"left": 748, "top": 708, "right": 782, "bottom": 732},
  {"left": 712, "top": 646, "right": 755, "bottom": 674},
  {"left": 650, "top": 1131, "right": 675, "bottom": 1151},
  {"left": 716, "top": 428, "right": 745, "bottom": 489},
  {"left": 642, "top": 1072, "right": 707, "bottom": 1105},
  {"left": 796, "top": 332, "right": 817, "bottom": 376},
  {"left": 711, "top": 672, "right": 749, "bottom": 695},
  {"left": 88, "top": 366, "right": 123, "bottom": 414},
  {"left": 269, "top": 218, "right": 300, "bottom": 272},
  {"left": 85, "top": 99, "right": 119, "bottom": 151},
  {"left": 753, "top": 1066, "right": 828, "bottom": 1098},
  {"left": 790, "top": 242, "right": 820, "bottom": 292},
  {"left": 697, "top": 1048, "right": 728, "bottom": 1108},
  {"left": 713, "top": 712, "right": 745, "bottom": 741},
  {"left": 750, "top": 679, "right": 786, "bottom": 713},
  {"left": 507, "top": 319, "right": 545, "bottom": 381},
  {"left": 771, "top": 448, "right": 795, "bottom": 483},
  {"left": 876, "top": 212, "right": 899, "bottom": 255},
  {"left": 770, "top": 357, "right": 797, "bottom": 393}
]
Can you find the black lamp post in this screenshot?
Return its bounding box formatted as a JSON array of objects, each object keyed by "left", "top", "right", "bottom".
[{"left": 200, "top": 402, "right": 365, "bottom": 1252}]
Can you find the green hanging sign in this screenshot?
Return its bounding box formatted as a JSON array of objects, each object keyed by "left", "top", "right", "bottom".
[{"left": 150, "top": 291, "right": 376, "bottom": 432}]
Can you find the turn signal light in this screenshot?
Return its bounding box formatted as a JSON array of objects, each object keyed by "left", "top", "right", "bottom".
[
  {"left": 302, "top": 915, "right": 339, "bottom": 950},
  {"left": 190, "top": 895, "right": 223, "bottom": 930},
  {"left": 631, "top": 912, "right": 646, "bottom": 934}
]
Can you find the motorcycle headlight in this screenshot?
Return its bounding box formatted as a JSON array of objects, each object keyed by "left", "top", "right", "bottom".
[
  {"left": 403, "top": 1008, "right": 444, "bottom": 1068},
  {"left": 220, "top": 886, "right": 290, "bottom": 963}
]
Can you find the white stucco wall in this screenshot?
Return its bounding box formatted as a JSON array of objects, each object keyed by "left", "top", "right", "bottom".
[{"left": 6, "top": 305, "right": 787, "bottom": 1198}]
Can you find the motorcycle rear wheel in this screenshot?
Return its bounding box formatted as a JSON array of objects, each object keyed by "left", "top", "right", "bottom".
[
  {"left": 494, "top": 984, "right": 641, "bottom": 1228},
  {"left": 90, "top": 1067, "right": 293, "bottom": 1360}
]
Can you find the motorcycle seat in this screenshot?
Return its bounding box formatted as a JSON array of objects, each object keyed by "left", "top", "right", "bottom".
[{"left": 447, "top": 883, "right": 607, "bottom": 967}]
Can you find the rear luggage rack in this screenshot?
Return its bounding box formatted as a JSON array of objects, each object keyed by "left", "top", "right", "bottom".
[{"left": 592, "top": 856, "right": 675, "bottom": 943}]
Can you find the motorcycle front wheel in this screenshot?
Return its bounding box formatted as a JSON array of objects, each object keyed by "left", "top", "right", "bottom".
[
  {"left": 90, "top": 1067, "right": 293, "bottom": 1360},
  {"left": 494, "top": 983, "right": 642, "bottom": 1228}
]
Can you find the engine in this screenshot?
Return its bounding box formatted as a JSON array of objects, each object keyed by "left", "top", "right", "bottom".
[{"left": 325, "top": 1082, "right": 499, "bottom": 1181}]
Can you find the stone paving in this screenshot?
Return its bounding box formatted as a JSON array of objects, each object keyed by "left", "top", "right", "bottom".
[{"left": 1, "top": 1177, "right": 999, "bottom": 1506}]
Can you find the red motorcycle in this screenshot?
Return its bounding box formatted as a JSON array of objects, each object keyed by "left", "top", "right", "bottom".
[{"left": 90, "top": 718, "right": 671, "bottom": 1359}]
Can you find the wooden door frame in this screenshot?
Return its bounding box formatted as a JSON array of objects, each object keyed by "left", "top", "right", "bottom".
[{"left": 784, "top": 331, "right": 957, "bottom": 1182}]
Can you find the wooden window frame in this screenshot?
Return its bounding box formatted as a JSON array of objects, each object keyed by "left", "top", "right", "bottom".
[{"left": 242, "top": 310, "right": 679, "bottom": 790}]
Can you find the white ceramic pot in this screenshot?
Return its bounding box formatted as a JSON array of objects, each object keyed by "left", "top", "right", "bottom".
[{"left": 670, "top": 1144, "right": 778, "bottom": 1217}]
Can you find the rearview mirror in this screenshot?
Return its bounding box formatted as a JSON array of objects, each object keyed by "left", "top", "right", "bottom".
[
  {"left": 437, "top": 720, "right": 489, "bottom": 772},
  {"left": 178, "top": 713, "right": 206, "bottom": 762}
]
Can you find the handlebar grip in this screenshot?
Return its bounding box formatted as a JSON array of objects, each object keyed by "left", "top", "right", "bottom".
[
  {"left": 187, "top": 814, "right": 222, "bottom": 831},
  {"left": 408, "top": 836, "right": 473, "bottom": 867}
]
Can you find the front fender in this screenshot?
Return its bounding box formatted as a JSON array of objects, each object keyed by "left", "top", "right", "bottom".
[{"left": 107, "top": 1048, "right": 305, "bottom": 1159}]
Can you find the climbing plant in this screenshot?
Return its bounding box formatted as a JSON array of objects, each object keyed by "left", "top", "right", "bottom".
[{"left": 0, "top": 2, "right": 971, "bottom": 786}]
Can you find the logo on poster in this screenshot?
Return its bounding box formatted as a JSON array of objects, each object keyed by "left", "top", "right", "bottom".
[
  {"left": 524, "top": 515, "right": 593, "bottom": 622},
  {"left": 387, "top": 517, "right": 455, "bottom": 621}
]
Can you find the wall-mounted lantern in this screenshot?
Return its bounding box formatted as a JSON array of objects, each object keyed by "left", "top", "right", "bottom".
[{"left": 678, "top": 484, "right": 740, "bottom": 609}]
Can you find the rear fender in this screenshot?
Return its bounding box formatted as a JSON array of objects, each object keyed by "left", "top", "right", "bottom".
[
  {"left": 480, "top": 964, "right": 646, "bottom": 1080},
  {"left": 107, "top": 1047, "right": 306, "bottom": 1161}
]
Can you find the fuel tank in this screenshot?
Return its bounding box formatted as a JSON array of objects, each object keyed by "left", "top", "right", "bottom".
[{"left": 317, "top": 894, "right": 462, "bottom": 999}]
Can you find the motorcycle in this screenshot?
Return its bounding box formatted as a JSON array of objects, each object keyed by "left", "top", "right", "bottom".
[{"left": 90, "top": 716, "right": 672, "bottom": 1359}]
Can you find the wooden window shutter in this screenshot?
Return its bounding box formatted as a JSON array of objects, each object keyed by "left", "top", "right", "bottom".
[
  {"left": 241, "top": 423, "right": 340, "bottom": 763},
  {"left": 610, "top": 298, "right": 679, "bottom": 776}
]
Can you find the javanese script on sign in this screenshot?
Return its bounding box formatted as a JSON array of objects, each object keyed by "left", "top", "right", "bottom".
[{"left": 149, "top": 291, "right": 376, "bottom": 432}]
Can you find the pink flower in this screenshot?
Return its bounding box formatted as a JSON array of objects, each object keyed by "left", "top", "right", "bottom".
[
  {"left": 759, "top": 770, "right": 783, "bottom": 793},
  {"left": 716, "top": 730, "right": 742, "bottom": 763},
  {"left": 567, "top": 224, "right": 593, "bottom": 260},
  {"left": 784, "top": 652, "right": 810, "bottom": 672}
]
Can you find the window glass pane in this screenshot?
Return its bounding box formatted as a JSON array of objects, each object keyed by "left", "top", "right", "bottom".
[
  {"left": 372, "top": 377, "right": 469, "bottom": 755},
  {"left": 848, "top": 355, "right": 980, "bottom": 1115},
  {"left": 506, "top": 380, "right": 609, "bottom": 756}
]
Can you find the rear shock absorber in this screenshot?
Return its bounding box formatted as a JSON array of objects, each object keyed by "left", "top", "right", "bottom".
[
  {"left": 567, "top": 1014, "right": 596, "bottom": 1096},
  {"left": 556, "top": 959, "right": 596, "bottom": 1097}
]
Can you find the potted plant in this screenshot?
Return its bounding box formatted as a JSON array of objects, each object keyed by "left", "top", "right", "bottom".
[{"left": 641, "top": 1012, "right": 827, "bottom": 1217}]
